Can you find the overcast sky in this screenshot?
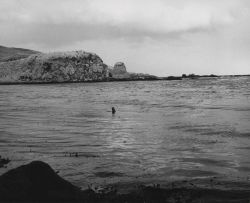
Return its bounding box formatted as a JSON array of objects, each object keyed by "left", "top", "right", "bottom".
[{"left": 0, "top": 0, "right": 249, "bottom": 76}]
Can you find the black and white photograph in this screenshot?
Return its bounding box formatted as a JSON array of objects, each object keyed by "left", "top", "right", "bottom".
[{"left": 0, "top": 0, "right": 250, "bottom": 202}]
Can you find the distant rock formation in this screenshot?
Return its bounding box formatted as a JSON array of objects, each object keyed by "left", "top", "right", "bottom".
[
  {"left": 108, "top": 62, "right": 130, "bottom": 79},
  {"left": 0, "top": 45, "right": 224, "bottom": 84},
  {"left": 0, "top": 51, "right": 109, "bottom": 83},
  {"left": 181, "top": 73, "right": 219, "bottom": 79},
  {"left": 113, "top": 62, "right": 127, "bottom": 75},
  {"left": 108, "top": 62, "right": 158, "bottom": 81}
]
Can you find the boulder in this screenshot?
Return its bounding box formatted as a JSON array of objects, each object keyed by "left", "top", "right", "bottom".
[{"left": 0, "top": 161, "right": 82, "bottom": 201}]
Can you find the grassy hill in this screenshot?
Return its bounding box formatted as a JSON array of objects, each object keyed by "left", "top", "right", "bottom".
[{"left": 0, "top": 45, "right": 40, "bottom": 62}]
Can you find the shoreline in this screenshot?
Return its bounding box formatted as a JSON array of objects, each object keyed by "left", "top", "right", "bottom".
[
  {"left": 0, "top": 161, "right": 249, "bottom": 202},
  {"left": 0, "top": 75, "right": 249, "bottom": 86},
  {"left": 0, "top": 75, "right": 250, "bottom": 85},
  {"left": 0, "top": 78, "right": 159, "bottom": 85}
]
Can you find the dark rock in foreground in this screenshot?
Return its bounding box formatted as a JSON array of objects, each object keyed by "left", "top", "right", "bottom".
[
  {"left": 0, "top": 161, "right": 250, "bottom": 202},
  {"left": 0, "top": 161, "right": 82, "bottom": 201}
]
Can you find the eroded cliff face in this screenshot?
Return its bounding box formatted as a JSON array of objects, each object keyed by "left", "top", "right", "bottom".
[{"left": 0, "top": 51, "right": 109, "bottom": 83}]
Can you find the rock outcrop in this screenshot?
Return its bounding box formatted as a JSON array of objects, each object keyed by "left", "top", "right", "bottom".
[
  {"left": 109, "top": 62, "right": 158, "bottom": 81},
  {"left": 108, "top": 62, "right": 130, "bottom": 79},
  {"left": 0, "top": 51, "right": 109, "bottom": 83},
  {"left": 0, "top": 161, "right": 82, "bottom": 201},
  {"left": 112, "top": 62, "right": 127, "bottom": 75}
]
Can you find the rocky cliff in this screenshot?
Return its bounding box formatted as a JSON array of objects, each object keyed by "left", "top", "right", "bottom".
[{"left": 0, "top": 51, "right": 109, "bottom": 83}]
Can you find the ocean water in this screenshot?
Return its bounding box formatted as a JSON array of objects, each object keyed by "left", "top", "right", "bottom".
[{"left": 0, "top": 77, "right": 250, "bottom": 189}]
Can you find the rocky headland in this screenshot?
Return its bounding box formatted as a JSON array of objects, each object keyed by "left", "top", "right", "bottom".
[
  {"left": 0, "top": 46, "right": 160, "bottom": 84},
  {"left": 0, "top": 45, "right": 225, "bottom": 84}
]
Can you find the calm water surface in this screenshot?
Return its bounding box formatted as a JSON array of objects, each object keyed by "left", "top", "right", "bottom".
[{"left": 0, "top": 77, "right": 250, "bottom": 188}]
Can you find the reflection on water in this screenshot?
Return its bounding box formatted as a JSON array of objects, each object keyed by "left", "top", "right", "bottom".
[{"left": 0, "top": 77, "right": 250, "bottom": 188}]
